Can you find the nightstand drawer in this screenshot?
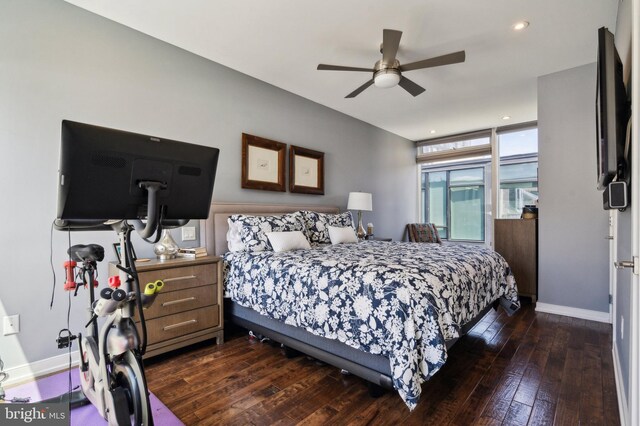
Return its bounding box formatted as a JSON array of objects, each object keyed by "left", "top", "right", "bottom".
[
  {"left": 144, "top": 305, "right": 220, "bottom": 345},
  {"left": 139, "top": 284, "right": 217, "bottom": 320},
  {"left": 137, "top": 262, "right": 217, "bottom": 292}
]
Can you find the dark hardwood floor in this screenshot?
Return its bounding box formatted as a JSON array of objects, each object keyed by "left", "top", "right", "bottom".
[{"left": 145, "top": 302, "right": 620, "bottom": 425}]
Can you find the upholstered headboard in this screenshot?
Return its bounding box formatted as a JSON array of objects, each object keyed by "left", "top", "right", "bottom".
[{"left": 200, "top": 202, "right": 340, "bottom": 256}]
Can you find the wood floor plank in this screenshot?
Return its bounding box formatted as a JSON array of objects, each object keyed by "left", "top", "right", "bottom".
[
  {"left": 321, "top": 383, "right": 375, "bottom": 422},
  {"left": 502, "top": 400, "right": 532, "bottom": 426},
  {"left": 144, "top": 303, "right": 619, "bottom": 425},
  {"left": 451, "top": 308, "right": 536, "bottom": 425},
  {"left": 553, "top": 345, "right": 582, "bottom": 425},
  {"left": 221, "top": 367, "right": 331, "bottom": 425},
  {"left": 512, "top": 364, "right": 543, "bottom": 407},
  {"left": 579, "top": 345, "right": 605, "bottom": 425},
  {"left": 478, "top": 373, "right": 523, "bottom": 422},
  {"left": 297, "top": 405, "right": 338, "bottom": 425},
  {"left": 535, "top": 319, "right": 570, "bottom": 404},
  {"left": 527, "top": 399, "right": 555, "bottom": 426}
]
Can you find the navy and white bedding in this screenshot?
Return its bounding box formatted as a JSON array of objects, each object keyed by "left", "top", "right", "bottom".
[{"left": 223, "top": 241, "right": 519, "bottom": 409}]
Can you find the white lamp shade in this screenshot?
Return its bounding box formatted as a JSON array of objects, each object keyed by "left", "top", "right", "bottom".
[{"left": 347, "top": 192, "right": 372, "bottom": 211}]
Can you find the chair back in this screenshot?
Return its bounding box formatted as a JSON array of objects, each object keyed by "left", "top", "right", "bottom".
[{"left": 406, "top": 223, "right": 442, "bottom": 243}]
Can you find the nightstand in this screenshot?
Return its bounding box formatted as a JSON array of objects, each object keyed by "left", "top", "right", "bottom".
[{"left": 108, "top": 255, "right": 223, "bottom": 358}]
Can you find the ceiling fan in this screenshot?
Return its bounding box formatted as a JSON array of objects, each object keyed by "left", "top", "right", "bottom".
[{"left": 317, "top": 29, "right": 466, "bottom": 98}]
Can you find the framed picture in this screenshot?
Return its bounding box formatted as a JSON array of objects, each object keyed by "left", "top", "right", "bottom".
[
  {"left": 241, "top": 133, "right": 286, "bottom": 192},
  {"left": 289, "top": 145, "right": 324, "bottom": 195},
  {"left": 112, "top": 243, "right": 137, "bottom": 263}
]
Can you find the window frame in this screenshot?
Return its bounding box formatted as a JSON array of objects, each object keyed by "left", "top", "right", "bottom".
[
  {"left": 422, "top": 164, "right": 486, "bottom": 243},
  {"left": 498, "top": 156, "right": 538, "bottom": 219}
]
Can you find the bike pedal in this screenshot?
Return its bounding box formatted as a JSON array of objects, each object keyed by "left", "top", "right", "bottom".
[{"left": 56, "top": 334, "right": 77, "bottom": 349}]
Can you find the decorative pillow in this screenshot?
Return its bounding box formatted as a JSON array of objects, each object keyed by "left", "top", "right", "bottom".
[
  {"left": 265, "top": 231, "right": 311, "bottom": 253},
  {"left": 301, "top": 211, "right": 353, "bottom": 244},
  {"left": 226, "top": 218, "right": 246, "bottom": 252},
  {"left": 328, "top": 225, "right": 358, "bottom": 244},
  {"left": 230, "top": 212, "right": 305, "bottom": 252}
]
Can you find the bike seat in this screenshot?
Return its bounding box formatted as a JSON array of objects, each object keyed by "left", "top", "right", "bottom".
[{"left": 68, "top": 244, "right": 105, "bottom": 263}]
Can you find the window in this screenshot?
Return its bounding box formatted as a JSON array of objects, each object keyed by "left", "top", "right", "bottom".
[
  {"left": 499, "top": 162, "right": 538, "bottom": 218},
  {"left": 418, "top": 123, "right": 538, "bottom": 242},
  {"left": 417, "top": 132, "right": 491, "bottom": 165},
  {"left": 498, "top": 127, "right": 539, "bottom": 218},
  {"left": 424, "top": 171, "right": 447, "bottom": 238},
  {"left": 422, "top": 167, "right": 485, "bottom": 241},
  {"left": 450, "top": 168, "right": 485, "bottom": 240}
]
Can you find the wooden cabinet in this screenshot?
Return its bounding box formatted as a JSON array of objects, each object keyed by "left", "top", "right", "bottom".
[
  {"left": 494, "top": 219, "right": 538, "bottom": 302},
  {"left": 109, "top": 255, "right": 223, "bottom": 358}
]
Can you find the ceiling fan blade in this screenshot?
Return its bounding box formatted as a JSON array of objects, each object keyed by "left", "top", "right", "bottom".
[
  {"left": 317, "top": 64, "right": 373, "bottom": 72},
  {"left": 400, "top": 50, "right": 466, "bottom": 72},
  {"left": 382, "top": 29, "right": 402, "bottom": 65},
  {"left": 398, "top": 76, "right": 426, "bottom": 97},
  {"left": 345, "top": 79, "right": 374, "bottom": 98}
]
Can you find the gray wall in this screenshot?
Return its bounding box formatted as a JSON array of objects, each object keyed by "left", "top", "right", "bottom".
[
  {"left": 537, "top": 63, "right": 610, "bottom": 313},
  {"left": 0, "top": 0, "right": 416, "bottom": 370}
]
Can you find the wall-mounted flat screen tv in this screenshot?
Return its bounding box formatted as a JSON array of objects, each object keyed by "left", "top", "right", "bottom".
[
  {"left": 596, "top": 26, "right": 630, "bottom": 190},
  {"left": 56, "top": 120, "right": 219, "bottom": 227}
]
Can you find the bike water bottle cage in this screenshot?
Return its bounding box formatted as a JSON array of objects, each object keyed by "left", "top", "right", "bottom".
[{"left": 68, "top": 244, "right": 105, "bottom": 263}]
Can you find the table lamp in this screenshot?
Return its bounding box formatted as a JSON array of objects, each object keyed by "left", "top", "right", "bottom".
[{"left": 347, "top": 192, "right": 372, "bottom": 240}]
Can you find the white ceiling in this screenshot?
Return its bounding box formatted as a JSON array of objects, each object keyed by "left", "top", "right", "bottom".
[{"left": 64, "top": 0, "right": 619, "bottom": 141}]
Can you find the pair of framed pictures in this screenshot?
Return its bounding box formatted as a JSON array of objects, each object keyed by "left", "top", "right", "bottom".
[{"left": 241, "top": 133, "right": 324, "bottom": 195}]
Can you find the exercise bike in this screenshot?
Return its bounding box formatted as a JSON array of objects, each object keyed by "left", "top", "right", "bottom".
[
  {"left": 47, "top": 220, "right": 161, "bottom": 425},
  {"left": 50, "top": 119, "right": 220, "bottom": 425}
]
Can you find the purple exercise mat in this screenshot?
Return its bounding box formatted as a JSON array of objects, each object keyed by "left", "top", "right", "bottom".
[{"left": 5, "top": 369, "right": 183, "bottom": 425}]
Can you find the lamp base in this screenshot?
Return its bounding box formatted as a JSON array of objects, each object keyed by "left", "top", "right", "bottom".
[{"left": 356, "top": 211, "right": 366, "bottom": 241}]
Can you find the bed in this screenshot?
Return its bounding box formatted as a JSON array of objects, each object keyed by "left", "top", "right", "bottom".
[{"left": 201, "top": 203, "right": 519, "bottom": 410}]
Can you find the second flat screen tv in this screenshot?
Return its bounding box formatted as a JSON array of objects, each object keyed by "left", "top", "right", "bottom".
[{"left": 595, "top": 26, "right": 630, "bottom": 190}]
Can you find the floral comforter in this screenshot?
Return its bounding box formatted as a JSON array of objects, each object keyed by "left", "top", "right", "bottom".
[{"left": 223, "top": 241, "right": 518, "bottom": 409}]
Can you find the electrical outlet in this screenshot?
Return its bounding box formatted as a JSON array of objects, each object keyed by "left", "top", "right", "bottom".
[
  {"left": 3, "top": 315, "right": 19, "bottom": 336},
  {"left": 181, "top": 226, "right": 196, "bottom": 241}
]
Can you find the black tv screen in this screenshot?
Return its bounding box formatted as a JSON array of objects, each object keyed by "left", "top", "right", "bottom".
[
  {"left": 596, "top": 27, "right": 630, "bottom": 190},
  {"left": 57, "top": 120, "right": 219, "bottom": 224}
]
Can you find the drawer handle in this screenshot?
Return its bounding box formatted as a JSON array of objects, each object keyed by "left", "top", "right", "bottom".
[
  {"left": 163, "top": 275, "right": 197, "bottom": 283},
  {"left": 163, "top": 319, "right": 197, "bottom": 331},
  {"left": 162, "top": 297, "right": 196, "bottom": 307}
]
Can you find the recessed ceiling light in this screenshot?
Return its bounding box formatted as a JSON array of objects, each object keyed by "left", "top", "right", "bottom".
[
  {"left": 430, "top": 130, "right": 437, "bottom": 134},
  {"left": 502, "top": 115, "right": 511, "bottom": 120},
  {"left": 513, "top": 21, "right": 529, "bottom": 31}
]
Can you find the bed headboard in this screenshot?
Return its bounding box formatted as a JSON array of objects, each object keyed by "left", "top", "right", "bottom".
[{"left": 200, "top": 202, "right": 340, "bottom": 256}]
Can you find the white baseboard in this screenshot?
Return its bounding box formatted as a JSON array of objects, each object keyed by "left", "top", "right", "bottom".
[
  {"left": 4, "top": 351, "right": 79, "bottom": 387},
  {"left": 613, "top": 344, "right": 629, "bottom": 426},
  {"left": 535, "top": 302, "right": 611, "bottom": 323}
]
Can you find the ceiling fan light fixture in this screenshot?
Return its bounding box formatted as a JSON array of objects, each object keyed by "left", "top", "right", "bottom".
[
  {"left": 513, "top": 21, "right": 529, "bottom": 31},
  {"left": 374, "top": 69, "right": 401, "bottom": 88}
]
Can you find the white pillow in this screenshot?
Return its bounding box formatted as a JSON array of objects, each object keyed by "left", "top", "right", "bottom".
[
  {"left": 265, "top": 231, "right": 311, "bottom": 253},
  {"left": 328, "top": 225, "right": 358, "bottom": 244},
  {"left": 226, "top": 218, "right": 246, "bottom": 252}
]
